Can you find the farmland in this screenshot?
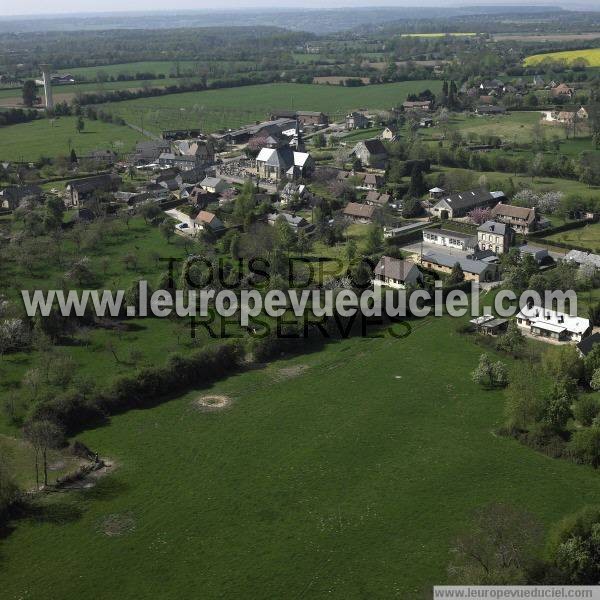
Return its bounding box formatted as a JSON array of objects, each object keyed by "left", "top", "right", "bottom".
[
  {"left": 0, "top": 116, "right": 142, "bottom": 161},
  {"left": 524, "top": 48, "right": 600, "bottom": 67},
  {"left": 1, "top": 314, "right": 600, "bottom": 599},
  {"left": 100, "top": 81, "right": 442, "bottom": 134},
  {"left": 401, "top": 32, "right": 478, "bottom": 38}
]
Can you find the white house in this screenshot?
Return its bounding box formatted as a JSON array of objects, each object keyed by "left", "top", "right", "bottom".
[
  {"left": 200, "top": 177, "right": 229, "bottom": 194},
  {"left": 373, "top": 256, "right": 423, "bottom": 289},
  {"left": 516, "top": 305, "right": 591, "bottom": 343}
]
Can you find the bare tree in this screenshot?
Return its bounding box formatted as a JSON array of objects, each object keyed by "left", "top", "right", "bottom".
[{"left": 24, "top": 420, "right": 64, "bottom": 489}]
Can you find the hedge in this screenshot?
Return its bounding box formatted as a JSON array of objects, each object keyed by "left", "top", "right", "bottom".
[{"left": 529, "top": 219, "right": 589, "bottom": 239}]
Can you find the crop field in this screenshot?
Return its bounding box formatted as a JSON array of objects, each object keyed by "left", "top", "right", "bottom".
[
  {"left": 100, "top": 81, "right": 442, "bottom": 134},
  {"left": 1, "top": 314, "right": 599, "bottom": 599},
  {"left": 0, "top": 116, "right": 142, "bottom": 161},
  {"left": 524, "top": 48, "right": 600, "bottom": 67},
  {"left": 401, "top": 32, "right": 477, "bottom": 38}
]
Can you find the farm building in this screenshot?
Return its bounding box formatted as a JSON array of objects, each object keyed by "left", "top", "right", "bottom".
[
  {"left": 65, "top": 174, "right": 122, "bottom": 207},
  {"left": 430, "top": 189, "right": 505, "bottom": 220},
  {"left": 516, "top": 305, "right": 590, "bottom": 343},
  {"left": 420, "top": 251, "right": 499, "bottom": 282}
]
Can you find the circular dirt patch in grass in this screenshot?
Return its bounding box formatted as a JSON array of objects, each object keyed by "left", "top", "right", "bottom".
[
  {"left": 193, "top": 395, "right": 232, "bottom": 412},
  {"left": 98, "top": 513, "right": 136, "bottom": 537}
]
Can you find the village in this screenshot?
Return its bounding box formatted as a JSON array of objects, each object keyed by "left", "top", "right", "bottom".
[{"left": 5, "top": 8, "right": 600, "bottom": 597}]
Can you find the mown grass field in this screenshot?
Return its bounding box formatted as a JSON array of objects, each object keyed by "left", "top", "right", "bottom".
[
  {"left": 1, "top": 316, "right": 600, "bottom": 599},
  {"left": 524, "top": 48, "right": 600, "bottom": 67},
  {"left": 0, "top": 116, "right": 142, "bottom": 161},
  {"left": 101, "top": 81, "right": 442, "bottom": 134}
]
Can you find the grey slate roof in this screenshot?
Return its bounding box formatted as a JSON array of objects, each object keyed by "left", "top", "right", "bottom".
[
  {"left": 477, "top": 220, "right": 508, "bottom": 235},
  {"left": 422, "top": 251, "right": 492, "bottom": 275},
  {"left": 435, "top": 189, "right": 502, "bottom": 213},
  {"left": 375, "top": 256, "right": 419, "bottom": 282}
]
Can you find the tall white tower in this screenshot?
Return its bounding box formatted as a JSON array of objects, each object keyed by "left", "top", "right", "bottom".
[{"left": 39, "top": 64, "right": 53, "bottom": 111}]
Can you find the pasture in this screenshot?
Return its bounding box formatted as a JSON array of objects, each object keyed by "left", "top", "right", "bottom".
[
  {"left": 1, "top": 315, "right": 600, "bottom": 598},
  {"left": 524, "top": 48, "right": 600, "bottom": 67},
  {"left": 544, "top": 221, "right": 600, "bottom": 252},
  {"left": 0, "top": 116, "right": 141, "bottom": 161},
  {"left": 100, "top": 81, "right": 442, "bottom": 134}
]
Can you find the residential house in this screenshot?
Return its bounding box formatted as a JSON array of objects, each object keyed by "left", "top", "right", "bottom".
[
  {"left": 65, "top": 174, "right": 122, "bottom": 207},
  {"left": 345, "top": 112, "right": 369, "bottom": 130},
  {"left": 267, "top": 212, "right": 311, "bottom": 233},
  {"left": 279, "top": 182, "right": 307, "bottom": 206},
  {"left": 381, "top": 126, "right": 398, "bottom": 141},
  {"left": 477, "top": 221, "right": 513, "bottom": 254},
  {"left": 431, "top": 189, "right": 505, "bottom": 220},
  {"left": 491, "top": 202, "right": 537, "bottom": 235},
  {"left": 422, "top": 228, "right": 477, "bottom": 252},
  {"left": 421, "top": 251, "right": 499, "bottom": 282},
  {"left": 351, "top": 139, "right": 388, "bottom": 169},
  {"left": 194, "top": 210, "right": 225, "bottom": 234},
  {"left": 199, "top": 177, "right": 229, "bottom": 194},
  {"left": 0, "top": 184, "right": 43, "bottom": 209},
  {"left": 255, "top": 147, "right": 314, "bottom": 182},
  {"left": 365, "top": 191, "right": 391, "bottom": 208},
  {"left": 343, "top": 202, "right": 378, "bottom": 224},
  {"left": 361, "top": 173, "right": 383, "bottom": 190},
  {"left": 373, "top": 256, "right": 423, "bottom": 289},
  {"left": 552, "top": 83, "right": 574, "bottom": 99},
  {"left": 516, "top": 305, "right": 590, "bottom": 343}
]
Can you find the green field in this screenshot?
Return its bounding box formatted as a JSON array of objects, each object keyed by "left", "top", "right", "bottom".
[
  {"left": 525, "top": 48, "right": 600, "bottom": 67},
  {"left": 1, "top": 315, "right": 599, "bottom": 598},
  {"left": 545, "top": 221, "right": 600, "bottom": 252},
  {"left": 101, "top": 81, "right": 442, "bottom": 134},
  {"left": 0, "top": 116, "right": 142, "bottom": 161}
]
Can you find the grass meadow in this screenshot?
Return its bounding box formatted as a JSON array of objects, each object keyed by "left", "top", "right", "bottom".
[
  {"left": 545, "top": 221, "right": 600, "bottom": 252},
  {"left": 0, "top": 116, "right": 142, "bottom": 161},
  {"left": 1, "top": 315, "right": 600, "bottom": 598},
  {"left": 100, "top": 81, "right": 443, "bottom": 134}
]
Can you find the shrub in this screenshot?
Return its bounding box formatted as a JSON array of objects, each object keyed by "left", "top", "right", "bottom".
[{"left": 573, "top": 397, "right": 600, "bottom": 427}]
